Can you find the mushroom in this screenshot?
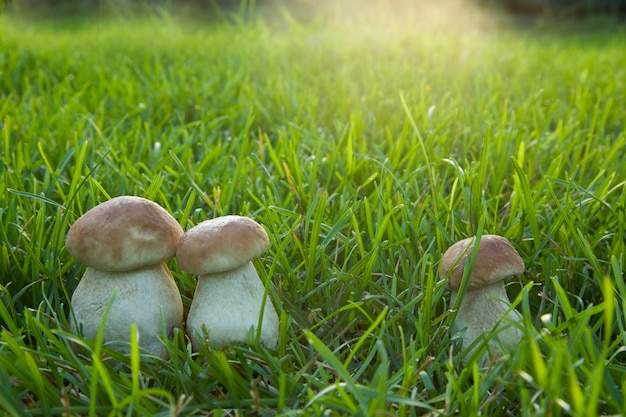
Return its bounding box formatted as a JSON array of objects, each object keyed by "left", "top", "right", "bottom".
[
  {"left": 439, "top": 234, "right": 525, "bottom": 365},
  {"left": 176, "top": 215, "right": 279, "bottom": 351},
  {"left": 66, "top": 196, "right": 184, "bottom": 359}
]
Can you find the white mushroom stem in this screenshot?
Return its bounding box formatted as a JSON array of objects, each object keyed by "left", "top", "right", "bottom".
[
  {"left": 70, "top": 262, "right": 183, "bottom": 359},
  {"left": 186, "top": 261, "right": 279, "bottom": 351},
  {"left": 451, "top": 281, "right": 522, "bottom": 363}
]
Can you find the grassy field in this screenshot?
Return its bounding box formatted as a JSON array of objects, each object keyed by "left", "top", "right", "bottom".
[{"left": 1, "top": 2, "right": 626, "bottom": 415}]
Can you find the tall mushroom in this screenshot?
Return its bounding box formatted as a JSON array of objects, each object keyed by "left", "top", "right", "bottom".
[
  {"left": 66, "top": 196, "right": 184, "bottom": 359},
  {"left": 439, "top": 234, "right": 525, "bottom": 365},
  {"left": 176, "top": 215, "right": 279, "bottom": 351}
]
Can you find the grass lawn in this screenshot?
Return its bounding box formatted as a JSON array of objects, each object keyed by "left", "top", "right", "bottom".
[{"left": 1, "top": 1, "right": 626, "bottom": 415}]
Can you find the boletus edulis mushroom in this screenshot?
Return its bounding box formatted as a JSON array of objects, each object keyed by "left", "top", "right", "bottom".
[
  {"left": 66, "top": 196, "right": 184, "bottom": 359},
  {"left": 440, "top": 234, "right": 525, "bottom": 366},
  {"left": 176, "top": 215, "right": 279, "bottom": 351}
]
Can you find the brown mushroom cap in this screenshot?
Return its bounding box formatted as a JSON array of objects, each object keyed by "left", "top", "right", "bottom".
[
  {"left": 66, "top": 196, "right": 184, "bottom": 272},
  {"left": 176, "top": 215, "right": 270, "bottom": 275},
  {"left": 440, "top": 234, "right": 525, "bottom": 290}
]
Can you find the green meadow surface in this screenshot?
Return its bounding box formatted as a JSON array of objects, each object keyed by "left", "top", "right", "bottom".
[{"left": 1, "top": 4, "right": 626, "bottom": 415}]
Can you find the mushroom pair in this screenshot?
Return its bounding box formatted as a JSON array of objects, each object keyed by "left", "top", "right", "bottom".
[
  {"left": 439, "top": 234, "right": 525, "bottom": 366},
  {"left": 67, "top": 197, "right": 279, "bottom": 357}
]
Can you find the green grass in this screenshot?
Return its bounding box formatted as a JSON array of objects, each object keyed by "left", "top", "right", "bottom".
[{"left": 1, "top": 2, "right": 626, "bottom": 415}]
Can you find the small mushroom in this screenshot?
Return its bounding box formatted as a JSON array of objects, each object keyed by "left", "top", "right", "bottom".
[
  {"left": 439, "top": 234, "right": 525, "bottom": 365},
  {"left": 176, "top": 215, "right": 279, "bottom": 351},
  {"left": 66, "top": 196, "right": 184, "bottom": 359}
]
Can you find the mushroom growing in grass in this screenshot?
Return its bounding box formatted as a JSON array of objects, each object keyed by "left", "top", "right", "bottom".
[
  {"left": 176, "top": 215, "right": 279, "bottom": 351},
  {"left": 66, "top": 196, "right": 184, "bottom": 359},
  {"left": 439, "top": 234, "right": 525, "bottom": 365}
]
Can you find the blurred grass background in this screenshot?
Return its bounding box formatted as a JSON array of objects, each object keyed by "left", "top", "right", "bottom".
[{"left": 3, "top": 0, "right": 626, "bottom": 19}]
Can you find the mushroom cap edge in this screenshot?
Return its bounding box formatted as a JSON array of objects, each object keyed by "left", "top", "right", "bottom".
[
  {"left": 176, "top": 215, "right": 270, "bottom": 276},
  {"left": 440, "top": 234, "right": 525, "bottom": 290},
  {"left": 66, "top": 196, "right": 184, "bottom": 272}
]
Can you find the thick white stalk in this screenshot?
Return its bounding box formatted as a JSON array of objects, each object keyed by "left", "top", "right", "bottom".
[
  {"left": 187, "top": 261, "right": 279, "bottom": 351},
  {"left": 70, "top": 262, "right": 183, "bottom": 359},
  {"left": 451, "top": 281, "right": 522, "bottom": 365}
]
